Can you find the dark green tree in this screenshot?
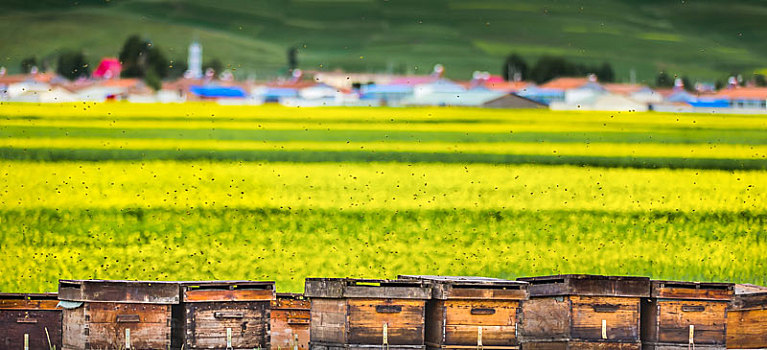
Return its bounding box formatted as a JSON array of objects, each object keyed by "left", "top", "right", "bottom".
[
  {"left": 118, "top": 35, "right": 170, "bottom": 89},
  {"left": 502, "top": 54, "right": 528, "bottom": 81},
  {"left": 655, "top": 71, "right": 674, "bottom": 88},
  {"left": 203, "top": 58, "right": 223, "bottom": 75},
  {"left": 530, "top": 56, "right": 571, "bottom": 84},
  {"left": 20, "top": 56, "right": 37, "bottom": 73},
  {"left": 754, "top": 74, "right": 766, "bottom": 87},
  {"left": 287, "top": 47, "right": 298, "bottom": 72},
  {"left": 681, "top": 76, "right": 694, "bottom": 92},
  {"left": 596, "top": 62, "right": 615, "bottom": 82},
  {"left": 119, "top": 35, "right": 149, "bottom": 78},
  {"left": 57, "top": 51, "right": 89, "bottom": 80}
]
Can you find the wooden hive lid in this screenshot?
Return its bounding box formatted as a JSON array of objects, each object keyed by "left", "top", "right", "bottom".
[
  {"left": 58, "top": 279, "right": 181, "bottom": 304},
  {"left": 0, "top": 292, "right": 58, "bottom": 300},
  {"left": 517, "top": 274, "right": 650, "bottom": 298},
  {"left": 730, "top": 284, "right": 767, "bottom": 311},
  {"left": 650, "top": 280, "right": 734, "bottom": 301},
  {"left": 0, "top": 293, "right": 60, "bottom": 310},
  {"left": 398, "top": 275, "right": 529, "bottom": 300},
  {"left": 180, "top": 280, "right": 276, "bottom": 302},
  {"left": 304, "top": 278, "right": 431, "bottom": 299}
]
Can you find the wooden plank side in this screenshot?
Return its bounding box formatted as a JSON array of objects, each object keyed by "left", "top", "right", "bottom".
[
  {"left": 348, "top": 299, "right": 426, "bottom": 345},
  {"left": 570, "top": 296, "right": 640, "bottom": 342},
  {"left": 443, "top": 325, "right": 516, "bottom": 346},
  {"left": 184, "top": 288, "right": 275, "bottom": 302},
  {"left": 441, "top": 288, "right": 527, "bottom": 301},
  {"left": 59, "top": 280, "right": 180, "bottom": 304},
  {"left": 444, "top": 300, "right": 518, "bottom": 326},
  {"left": 62, "top": 307, "right": 86, "bottom": 350},
  {"left": 424, "top": 300, "right": 446, "bottom": 346},
  {"left": 640, "top": 298, "right": 659, "bottom": 343},
  {"left": 311, "top": 298, "right": 347, "bottom": 344},
  {"left": 186, "top": 301, "right": 269, "bottom": 349},
  {"left": 522, "top": 342, "right": 641, "bottom": 350},
  {"left": 519, "top": 298, "right": 570, "bottom": 341},
  {"left": 0, "top": 309, "right": 63, "bottom": 349},
  {"left": 0, "top": 299, "right": 61, "bottom": 310},
  {"left": 657, "top": 300, "right": 727, "bottom": 345},
  {"left": 271, "top": 308, "right": 310, "bottom": 350},
  {"left": 726, "top": 308, "right": 767, "bottom": 349},
  {"left": 652, "top": 287, "right": 733, "bottom": 301},
  {"left": 85, "top": 302, "right": 170, "bottom": 323},
  {"left": 86, "top": 322, "right": 171, "bottom": 349}
]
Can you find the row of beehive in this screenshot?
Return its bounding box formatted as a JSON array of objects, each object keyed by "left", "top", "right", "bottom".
[
  {"left": 0, "top": 275, "right": 765, "bottom": 349},
  {"left": 1, "top": 280, "right": 308, "bottom": 350}
]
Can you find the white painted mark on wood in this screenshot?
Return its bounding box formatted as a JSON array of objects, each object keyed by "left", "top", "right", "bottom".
[
  {"left": 601, "top": 319, "right": 607, "bottom": 339},
  {"left": 125, "top": 328, "right": 131, "bottom": 349}
]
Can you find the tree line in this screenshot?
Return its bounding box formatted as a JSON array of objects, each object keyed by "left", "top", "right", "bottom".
[
  {"left": 502, "top": 54, "right": 614, "bottom": 84},
  {"left": 18, "top": 35, "right": 225, "bottom": 90},
  {"left": 502, "top": 53, "right": 766, "bottom": 88}
]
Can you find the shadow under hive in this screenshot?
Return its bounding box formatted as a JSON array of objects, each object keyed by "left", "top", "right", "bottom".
[
  {"left": 271, "top": 293, "right": 312, "bottom": 350},
  {"left": 641, "top": 280, "right": 733, "bottom": 350},
  {"left": 58, "top": 279, "right": 180, "bottom": 350},
  {"left": 177, "top": 281, "right": 275, "bottom": 350},
  {"left": 726, "top": 284, "right": 767, "bottom": 349},
  {"left": 516, "top": 274, "right": 650, "bottom": 350},
  {"left": 0, "top": 293, "right": 62, "bottom": 349},
  {"left": 305, "top": 278, "right": 432, "bottom": 350},
  {"left": 398, "top": 275, "right": 529, "bottom": 350}
]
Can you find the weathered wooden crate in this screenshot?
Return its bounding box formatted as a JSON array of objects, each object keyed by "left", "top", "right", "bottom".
[
  {"left": 178, "top": 281, "right": 276, "bottom": 350},
  {"left": 272, "top": 293, "right": 311, "bottom": 350},
  {"left": 516, "top": 274, "right": 650, "bottom": 350},
  {"left": 726, "top": 284, "right": 767, "bottom": 349},
  {"left": 0, "top": 293, "right": 62, "bottom": 349},
  {"left": 58, "top": 279, "right": 180, "bottom": 350},
  {"left": 642, "top": 280, "right": 733, "bottom": 350},
  {"left": 305, "top": 278, "right": 432, "bottom": 350},
  {"left": 398, "top": 275, "right": 529, "bottom": 350}
]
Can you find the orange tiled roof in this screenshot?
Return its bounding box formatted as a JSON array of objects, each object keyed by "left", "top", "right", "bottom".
[
  {"left": 713, "top": 87, "right": 767, "bottom": 100},
  {"left": 540, "top": 77, "right": 592, "bottom": 90},
  {"left": 483, "top": 81, "right": 533, "bottom": 92},
  {"left": 603, "top": 83, "right": 648, "bottom": 95}
]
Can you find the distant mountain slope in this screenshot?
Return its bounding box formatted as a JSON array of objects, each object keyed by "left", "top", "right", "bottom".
[{"left": 1, "top": 0, "right": 765, "bottom": 82}]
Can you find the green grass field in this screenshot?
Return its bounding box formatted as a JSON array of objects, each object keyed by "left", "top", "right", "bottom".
[
  {"left": 1, "top": 0, "right": 767, "bottom": 81},
  {"left": 0, "top": 103, "right": 766, "bottom": 293}
]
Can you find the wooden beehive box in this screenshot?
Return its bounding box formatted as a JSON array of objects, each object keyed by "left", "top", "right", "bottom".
[
  {"left": 305, "top": 278, "right": 432, "bottom": 350},
  {"left": 398, "top": 275, "right": 529, "bottom": 350},
  {"left": 726, "top": 284, "right": 767, "bottom": 349},
  {"left": 58, "top": 279, "right": 180, "bottom": 350},
  {"left": 642, "top": 280, "right": 733, "bottom": 350},
  {"left": 0, "top": 293, "right": 62, "bottom": 349},
  {"left": 271, "top": 293, "right": 311, "bottom": 350},
  {"left": 517, "top": 274, "right": 650, "bottom": 350},
  {"left": 178, "top": 280, "right": 276, "bottom": 350}
]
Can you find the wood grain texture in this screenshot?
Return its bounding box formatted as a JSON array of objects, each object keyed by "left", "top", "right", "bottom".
[
  {"left": 347, "top": 299, "right": 426, "bottom": 346},
  {"left": 311, "top": 298, "right": 348, "bottom": 344},
  {"left": 654, "top": 300, "right": 727, "bottom": 345},
  {"left": 272, "top": 295, "right": 311, "bottom": 350},
  {"left": 651, "top": 281, "right": 733, "bottom": 302},
  {"left": 184, "top": 289, "right": 275, "bottom": 302},
  {"left": 77, "top": 302, "right": 172, "bottom": 349},
  {"left": 726, "top": 308, "right": 767, "bottom": 349},
  {"left": 184, "top": 301, "right": 270, "bottom": 349},
  {"left": 521, "top": 341, "right": 641, "bottom": 350},
  {"left": 0, "top": 309, "right": 63, "bottom": 349},
  {"left": 519, "top": 298, "right": 570, "bottom": 341},
  {"left": 570, "top": 296, "right": 640, "bottom": 342}
]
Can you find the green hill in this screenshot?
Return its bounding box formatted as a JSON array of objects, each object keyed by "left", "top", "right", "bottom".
[{"left": 1, "top": 0, "right": 766, "bottom": 83}]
